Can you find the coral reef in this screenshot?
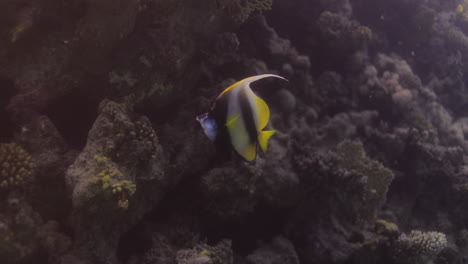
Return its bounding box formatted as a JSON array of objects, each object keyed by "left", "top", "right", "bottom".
[
  {"left": 288, "top": 140, "right": 394, "bottom": 262},
  {"left": 218, "top": 0, "right": 273, "bottom": 23},
  {"left": 0, "top": 143, "right": 34, "bottom": 193},
  {"left": 2, "top": 0, "right": 468, "bottom": 263},
  {"left": 89, "top": 155, "right": 137, "bottom": 210},
  {"left": 393, "top": 230, "right": 448, "bottom": 263},
  {"left": 317, "top": 11, "right": 372, "bottom": 50},
  {"left": 176, "top": 239, "right": 233, "bottom": 264},
  {"left": 246, "top": 236, "right": 299, "bottom": 264},
  {"left": 0, "top": 196, "right": 70, "bottom": 264},
  {"left": 64, "top": 99, "right": 165, "bottom": 263}
]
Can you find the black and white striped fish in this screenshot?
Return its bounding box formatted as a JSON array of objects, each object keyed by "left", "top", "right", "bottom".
[{"left": 197, "top": 74, "right": 287, "bottom": 162}]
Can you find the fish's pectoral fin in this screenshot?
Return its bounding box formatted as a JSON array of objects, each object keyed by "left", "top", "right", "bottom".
[
  {"left": 258, "top": 130, "right": 276, "bottom": 153},
  {"left": 225, "top": 114, "right": 240, "bottom": 129},
  {"left": 256, "top": 96, "right": 270, "bottom": 130}
]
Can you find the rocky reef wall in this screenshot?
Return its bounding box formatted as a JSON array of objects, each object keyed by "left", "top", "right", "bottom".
[{"left": 1, "top": 0, "right": 468, "bottom": 263}]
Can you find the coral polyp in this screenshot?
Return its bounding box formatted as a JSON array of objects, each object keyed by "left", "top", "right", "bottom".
[
  {"left": 89, "top": 155, "right": 136, "bottom": 210},
  {"left": 0, "top": 143, "right": 34, "bottom": 193}
]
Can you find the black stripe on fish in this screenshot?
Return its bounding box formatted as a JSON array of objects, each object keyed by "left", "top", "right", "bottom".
[
  {"left": 210, "top": 94, "right": 232, "bottom": 161},
  {"left": 238, "top": 87, "right": 258, "bottom": 150}
]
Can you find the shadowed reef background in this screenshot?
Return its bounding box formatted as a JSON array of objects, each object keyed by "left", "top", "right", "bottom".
[{"left": 1, "top": 0, "right": 468, "bottom": 263}]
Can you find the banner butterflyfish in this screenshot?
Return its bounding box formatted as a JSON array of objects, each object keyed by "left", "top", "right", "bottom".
[{"left": 196, "top": 74, "right": 287, "bottom": 162}]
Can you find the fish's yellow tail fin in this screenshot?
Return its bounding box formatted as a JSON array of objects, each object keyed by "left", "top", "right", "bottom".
[{"left": 258, "top": 130, "right": 276, "bottom": 153}]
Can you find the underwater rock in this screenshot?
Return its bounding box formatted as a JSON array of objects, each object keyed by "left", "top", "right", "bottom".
[
  {"left": 246, "top": 236, "right": 299, "bottom": 264},
  {"left": 315, "top": 71, "right": 350, "bottom": 114},
  {"left": 201, "top": 137, "right": 300, "bottom": 220},
  {"left": 176, "top": 239, "right": 233, "bottom": 264},
  {"left": 13, "top": 115, "right": 71, "bottom": 179},
  {"left": 4, "top": 0, "right": 468, "bottom": 263},
  {"left": 242, "top": 15, "right": 311, "bottom": 72},
  {"left": 221, "top": 0, "right": 273, "bottom": 23},
  {"left": 138, "top": 233, "right": 177, "bottom": 264},
  {"left": 1, "top": 0, "right": 146, "bottom": 125},
  {"left": 355, "top": 52, "right": 464, "bottom": 148},
  {"left": 314, "top": 111, "right": 379, "bottom": 148},
  {"left": 289, "top": 140, "right": 394, "bottom": 263},
  {"left": 358, "top": 53, "right": 423, "bottom": 112},
  {"left": 317, "top": 11, "right": 372, "bottom": 52},
  {"left": 12, "top": 115, "right": 76, "bottom": 220},
  {"left": 0, "top": 195, "right": 42, "bottom": 264},
  {"left": 201, "top": 164, "right": 258, "bottom": 220},
  {"left": 64, "top": 98, "right": 166, "bottom": 263},
  {"left": 0, "top": 195, "right": 70, "bottom": 264},
  {"left": 388, "top": 141, "right": 464, "bottom": 216},
  {"left": 256, "top": 140, "right": 301, "bottom": 208},
  {"left": 273, "top": 89, "right": 296, "bottom": 115},
  {"left": 375, "top": 219, "right": 400, "bottom": 239}
]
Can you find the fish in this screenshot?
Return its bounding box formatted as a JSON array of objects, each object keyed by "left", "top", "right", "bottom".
[{"left": 197, "top": 74, "right": 287, "bottom": 162}]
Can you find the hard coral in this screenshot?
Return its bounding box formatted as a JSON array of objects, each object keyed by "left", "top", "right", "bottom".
[
  {"left": 176, "top": 239, "right": 233, "bottom": 264},
  {"left": 89, "top": 155, "right": 136, "bottom": 210},
  {"left": 201, "top": 166, "right": 257, "bottom": 219},
  {"left": 0, "top": 196, "right": 69, "bottom": 264},
  {"left": 134, "top": 117, "right": 160, "bottom": 161},
  {"left": 394, "top": 230, "right": 447, "bottom": 263},
  {"left": 317, "top": 11, "right": 372, "bottom": 48},
  {"left": 0, "top": 198, "right": 42, "bottom": 263},
  {"left": 246, "top": 236, "right": 299, "bottom": 264},
  {"left": 0, "top": 143, "right": 34, "bottom": 193},
  {"left": 218, "top": 0, "right": 273, "bottom": 22},
  {"left": 289, "top": 140, "right": 394, "bottom": 263},
  {"left": 294, "top": 140, "right": 394, "bottom": 226},
  {"left": 64, "top": 99, "right": 166, "bottom": 263}
]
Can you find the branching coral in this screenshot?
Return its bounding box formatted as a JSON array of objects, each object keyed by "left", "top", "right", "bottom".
[
  {"left": 317, "top": 11, "right": 372, "bottom": 48},
  {"left": 359, "top": 54, "right": 422, "bottom": 109},
  {"left": 293, "top": 140, "right": 394, "bottom": 226},
  {"left": 89, "top": 155, "right": 136, "bottom": 210},
  {"left": 217, "top": 0, "right": 273, "bottom": 22},
  {"left": 393, "top": 230, "right": 447, "bottom": 263},
  {"left": 134, "top": 118, "right": 160, "bottom": 161},
  {"left": 0, "top": 143, "right": 34, "bottom": 193},
  {"left": 334, "top": 141, "right": 394, "bottom": 217}
]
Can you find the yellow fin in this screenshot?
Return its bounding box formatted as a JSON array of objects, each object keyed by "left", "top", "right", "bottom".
[
  {"left": 226, "top": 114, "right": 240, "bottom": 129},
  {"left": 241, "top": 142, "right": 257, "bottom": 161},
  {"left": 258, "top": 130, "right": 276, "bottom": 153},
  {"left": 458, "top": 4, "right": 464, "bottom": 13},
  {"left": 256, "top": 96, "right": 270, "bottom": 130},
  {"left": 226, "top": 114, "right": 257, "bottom": 161}
]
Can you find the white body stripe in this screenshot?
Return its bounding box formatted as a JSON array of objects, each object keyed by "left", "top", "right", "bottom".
[{"left": 227, "top": 82, "right": 254, "bottom": 153}]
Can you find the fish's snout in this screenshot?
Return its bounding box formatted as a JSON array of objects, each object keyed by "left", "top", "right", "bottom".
[
  {"left": 196, "top": 113, "right": 208, "bottom": 123},
  {"left": 195, "top": 113, "right": 218, "bottom": 141}
]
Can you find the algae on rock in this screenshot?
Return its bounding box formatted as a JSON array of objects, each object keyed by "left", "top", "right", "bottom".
[{"left": 64, "top": 99, "right": 166, "bottom": 264}]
